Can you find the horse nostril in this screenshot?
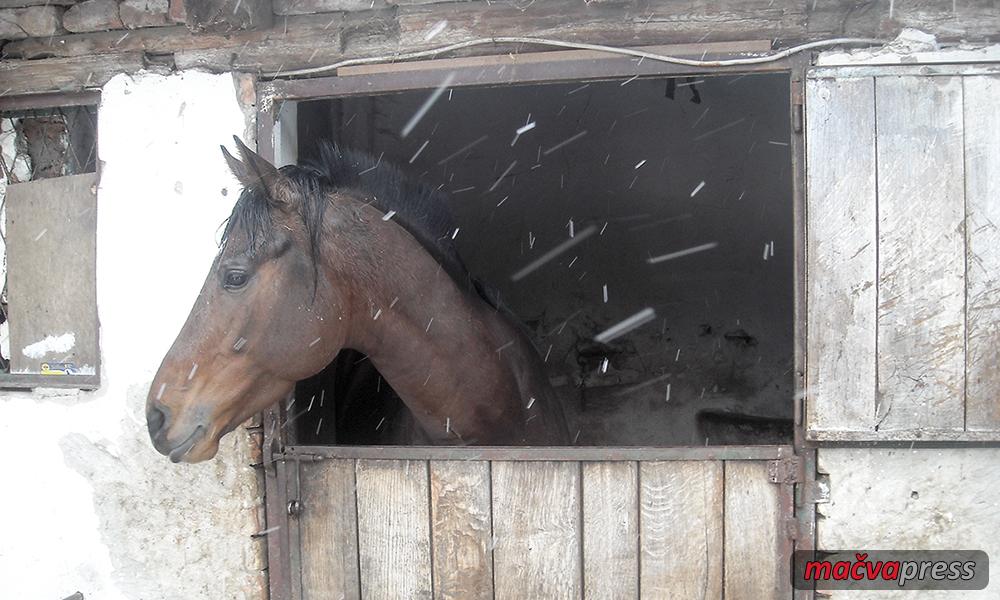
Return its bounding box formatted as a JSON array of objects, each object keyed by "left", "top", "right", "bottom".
[{"left": 147, "top": 404, "right": 167, "bottom": 437}]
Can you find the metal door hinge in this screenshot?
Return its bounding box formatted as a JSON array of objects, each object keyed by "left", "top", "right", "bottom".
[
  {"left": 802, "top": 473, "right": 831, "bottom": 505},
  {"left": 793, "top": 102, "right": 803, "bottom": 134}
]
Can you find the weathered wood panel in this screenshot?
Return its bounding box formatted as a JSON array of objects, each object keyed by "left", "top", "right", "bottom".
[
  {"left": 723, "top": 461, "right": 783, "bottom": 600},
  {"left": 875, "top": 75, "right": 965, "bottom": 432},
  {"left": 335, "top": 40, "right": 772, "bottom": 77},
  {"left": 3, "top": 16, "right": 338, "bottom": 60},
  {"left": 492, "top": 461, "right": 581, "bottom": 599},
  {"left": 429, "top": 461, "right": 493, "bottom": 600},
  {"left": 356, "top": 459, "right": 433, "bottom": 600},
  {"left": 5, "top": 174, "right": 99, "bottom": 378},
  {"left": 295, "top": 455, "right": 793, "bottom": 599},
  {"left": 299, "top": 459, "right": 361, "bottom": 600},
  {"left": 639, "top": 461, "right": 723, "bottom": 598},
  {"left": 394, "top": 0, "right": 805, "bottom": 51},
  {"left": 965, "top": 75, "right": 1000, "bottom": 432},
  {"left": 0, "top": 52, "right": 144, "bottom": 96},
  {"left": 804, "top": 75, "right": 877, "bottom": 434},
  {"left": 582, "top": 461, "right": 638, "bottom": 599}
]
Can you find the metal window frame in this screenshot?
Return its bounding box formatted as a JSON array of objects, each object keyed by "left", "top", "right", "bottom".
[{"left": 255, "top": 43, "right": 816, "bottom": 600}]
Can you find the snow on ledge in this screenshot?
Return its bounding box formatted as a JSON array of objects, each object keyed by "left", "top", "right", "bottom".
[
  {"left": 22, "top": 332, "right": 75, "bottom": 359},
  {"left": 816, "top": 29, "right": 1000, "bottom": 66}
]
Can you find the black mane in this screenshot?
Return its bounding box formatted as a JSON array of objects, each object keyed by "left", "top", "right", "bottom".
[{"left": 221, "top": 142, "right": 476, "bottom": 292}]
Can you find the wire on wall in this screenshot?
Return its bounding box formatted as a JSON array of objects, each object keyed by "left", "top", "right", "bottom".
[{"left": 263, "top": 36, "right": 887, "bottom": 78}]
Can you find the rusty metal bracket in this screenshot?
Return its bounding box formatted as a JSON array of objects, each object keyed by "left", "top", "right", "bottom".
[{"left": 768, "top": 456, "right": 803, "bottom": 484}]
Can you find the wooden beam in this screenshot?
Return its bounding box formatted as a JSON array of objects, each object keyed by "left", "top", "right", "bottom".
[
  {"left": 0, "top": 52, "right": 144, "bottom": 96},
  {"left": 4, "top": 15, "right": 340, "bottom": 60},
  {"left": 282, "top": 444, "right": 792, "bottom": 461},
  {"left": 334, "top": 40, "right": 774, "bottom": 77},
  {"left": 0, "top": 89, "right": 100, "bottom": 111},
  {"left": 1, "top": 0, "right": 999, "bottom": 96}
]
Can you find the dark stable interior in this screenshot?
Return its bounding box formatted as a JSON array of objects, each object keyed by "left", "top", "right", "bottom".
[{"left": 289, "top": 72, "right": 794, "bottom": 446}]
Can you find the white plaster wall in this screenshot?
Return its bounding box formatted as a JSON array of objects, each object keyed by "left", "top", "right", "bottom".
[
  {"left": 0, "top": 71, "right": 265, "bottom": 600},
  {"left": 818, "top": 448, "right": 1000, "bottom": 599}
]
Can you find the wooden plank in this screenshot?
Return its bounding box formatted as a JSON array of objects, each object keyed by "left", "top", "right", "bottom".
[
  {"left": 0, "top": 90, "right": 99, "bottom": 112},
  {"left": 0, "top": 373, "right": 99, "bottom": 390},
  {"left": 184, "top": 0, "right": 800, "bottom": 74},
  {"left": 965, "top": 75, "right": 1000, "bottom": 432},
  {"left": 811, "top": 64, "right": 1000, "bottom": 79},
  {"left": 397, "top": 0, "right": 802, "bottom": 50},
  {"left": 6, "top": 174, "right": 99, "bottom": 377},
  {"left": 492, "top": 461, "right": 581, "bottom": 599},
  {"left": 724, "top": 461, "right": 784, "bottom": 600},
  {"left": 299, "top": 459, "right": 361, "bottom": 600},
  {"left": 0, "top": 53, "right": 144, "bottom": 96},
  {"left": 805, "top": 75, "right": 877, "bottom": 434},
  {"left": 282, "top": 444, "right": 791, "bottom": 462},
  {"left": 356, "top": 459, "right": 433, "bottom": 600},
  {"left": 335, "top": 40, "right": 773, "bottom": 76},
  {"left": 582, "top": 462, "right": 638, "bottom": 599},
  {"left": 3, "top": 17, "right": 338, "bottom": 60},
  {"left": 875, "top": 75, "right": 965, "bottom": 432},
  {"left": 429, "top": 461, "right": 493, "bottom": 600},
  {"left": 639, "top": 461, "right": 723, "bottom": 598},
  {"left": 174, "top": 9, "right": 372, "bottom": 73},
  {"left": 807, "top": 429, "right": 1000, "bottom": 443}
]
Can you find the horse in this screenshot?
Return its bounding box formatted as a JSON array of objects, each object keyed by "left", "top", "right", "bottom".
[{"left": 146, "top": 137, "right": 569, "bottom": 463}]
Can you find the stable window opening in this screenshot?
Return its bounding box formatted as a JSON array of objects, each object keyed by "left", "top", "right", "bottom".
[
  {"left": 0, "top": 102, "right": 99, "bottom": 389},
  {"left": 286, "top": 71, "right": 793, "bottom": 447}
]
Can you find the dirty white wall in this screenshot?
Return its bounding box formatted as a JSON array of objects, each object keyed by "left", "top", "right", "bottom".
[
  {"left": 0, "top": 71, "right": 264, "bottom": 600},
  {"left": 818, "top": 448, "right": 1000, "bottom": 600}
]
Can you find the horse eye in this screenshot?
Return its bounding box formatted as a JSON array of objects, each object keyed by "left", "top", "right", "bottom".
[{"left": 223, "top": 270, "right": 248, "bottom": 289}]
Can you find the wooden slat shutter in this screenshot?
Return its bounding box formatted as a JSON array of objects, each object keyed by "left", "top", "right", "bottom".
[
  {"left": 805, "top": 65, "right": 1000, "bottom": 441},
  {"left": 5, "top": 173, "right": 99, "bottom": 387}
]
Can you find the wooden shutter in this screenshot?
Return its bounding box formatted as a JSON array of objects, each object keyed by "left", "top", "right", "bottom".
[
  {"left": 5, "top": 172, "right": 99, "bottom": 388},
  {"left": 805, "top": 65, "right": 1000, "bottom": 441}
]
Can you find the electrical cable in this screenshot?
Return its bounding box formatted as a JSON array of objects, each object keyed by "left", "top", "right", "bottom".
[{"left": 264, "top": 35, "right": 887, "bottom": 78}]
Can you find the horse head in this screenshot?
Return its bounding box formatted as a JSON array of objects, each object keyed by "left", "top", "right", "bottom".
[{"left": 146, "top": 138, "right": 348, "bottom": 462}]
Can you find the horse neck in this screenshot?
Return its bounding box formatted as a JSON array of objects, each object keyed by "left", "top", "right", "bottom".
[{"left": 326, "top": 202, "right": 529, "bottom": 443}]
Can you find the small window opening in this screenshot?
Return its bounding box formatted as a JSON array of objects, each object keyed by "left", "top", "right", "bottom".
[
  {"left": 0, "top": 105, "right": 98, "bottom": 381},
  {"left": 288, "top": 72, "right": 793, "bottom": 446}
]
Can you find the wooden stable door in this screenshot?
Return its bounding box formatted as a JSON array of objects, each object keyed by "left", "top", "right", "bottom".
[
  {"left": 805, "top": 64, "right": 1000, "bottom": 442},
  {"left": 279, "top": 448, "right": 795, "bottom": 600}
]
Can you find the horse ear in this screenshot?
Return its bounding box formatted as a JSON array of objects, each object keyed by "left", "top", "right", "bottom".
[
  {"left": 220, "top": 144, "right": 252, "bottom": 184},
  {"left": 226, "top": 136, "right": 291, "bottom": 207}
]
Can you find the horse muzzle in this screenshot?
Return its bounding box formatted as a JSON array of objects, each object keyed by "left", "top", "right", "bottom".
[{"left": 147, "top": 401, "right": 209, "bottom": 463}]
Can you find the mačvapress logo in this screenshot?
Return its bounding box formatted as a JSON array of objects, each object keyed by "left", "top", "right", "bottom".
[{"left": 792, "top": 550, "right": 989, "bottom": 590}]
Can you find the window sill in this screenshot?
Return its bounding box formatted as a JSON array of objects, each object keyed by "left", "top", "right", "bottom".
[{"left": 0, "top": 373, "right": 100, "bottom": 391}]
